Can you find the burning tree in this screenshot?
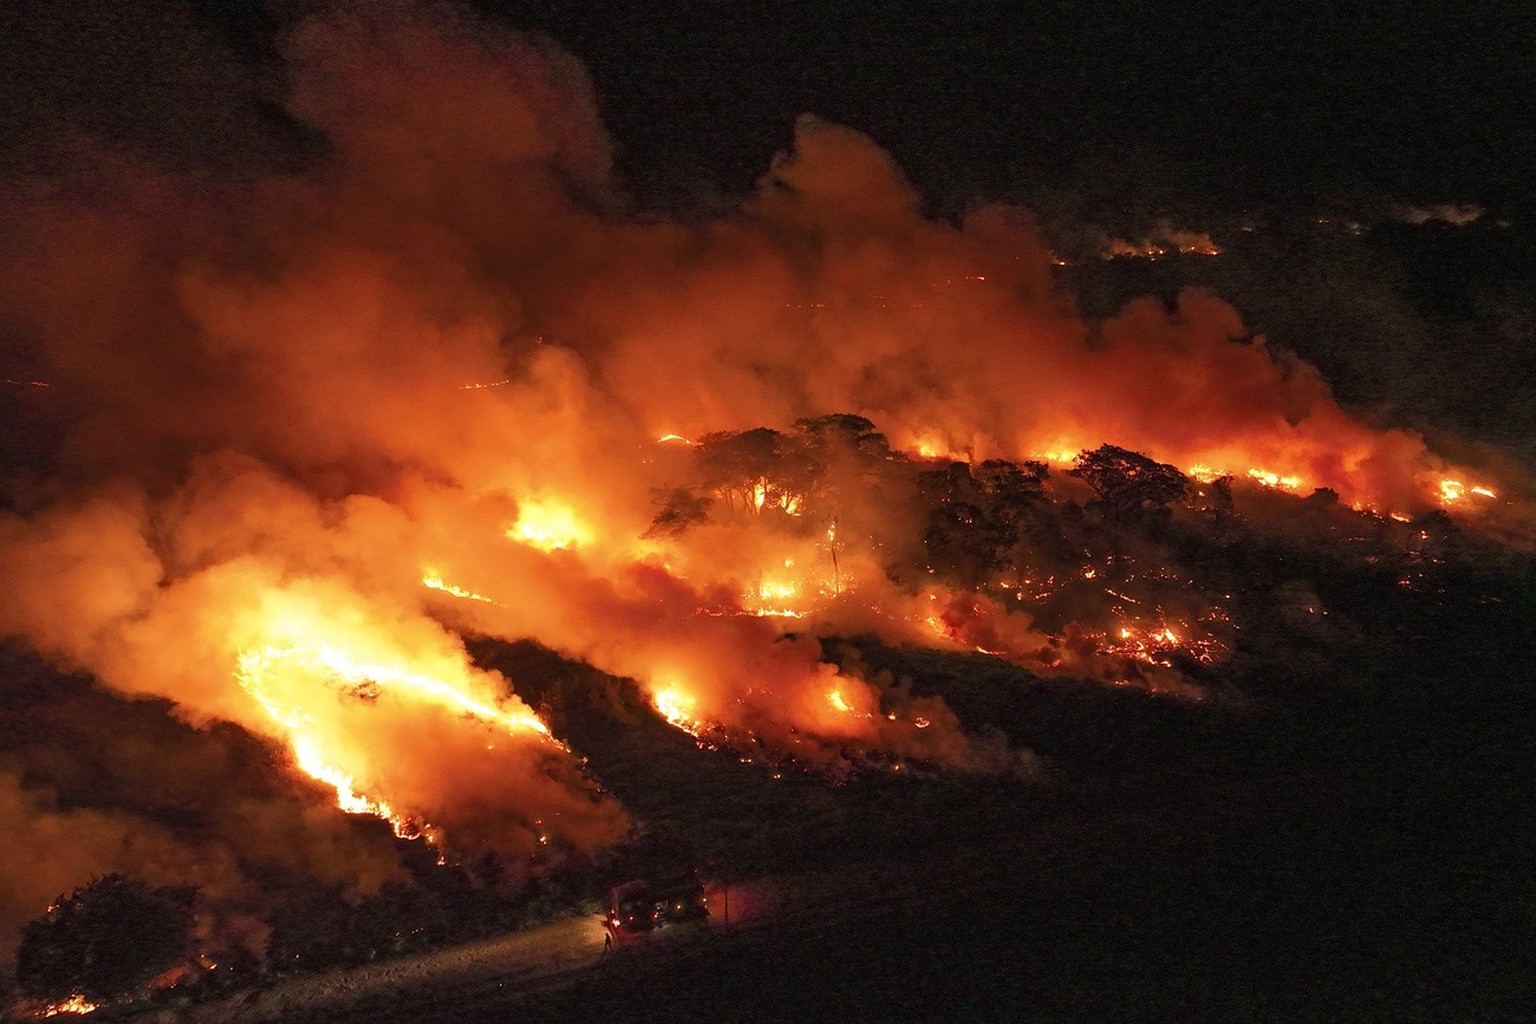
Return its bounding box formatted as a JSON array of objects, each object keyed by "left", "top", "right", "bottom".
[
  {"left": 15, "top": 874, "right": 198, "bottom": 1005},
  {"left": 651, "top": 415, "right": 901, "bottom": 535},
  {"left": 695, "top": 427, "right": 821, "bottom": 516},
  {"left": 914, "top": 459, "right": 1049, "bottom": 587}
]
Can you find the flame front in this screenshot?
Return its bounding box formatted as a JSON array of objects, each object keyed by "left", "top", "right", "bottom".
[
  {"left": 36, "top": 996, "right": 98, "bottom": 1018},
  {"left": 223, "top": 583, "right": 568, "bottom": 846},
  {"left": 508, "top": 500, "right": 590, "bottom": 552}
]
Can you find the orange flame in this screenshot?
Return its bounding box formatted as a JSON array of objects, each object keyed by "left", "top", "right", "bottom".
[
  {"left": 653, "top": 684, "right": 702, "bottom": 734},
  {"left": 36, "top": 995, "right": 98, "bottom": 1018},
  {"left": 507, "top": 500, "right": 589, "bottom": 552}
]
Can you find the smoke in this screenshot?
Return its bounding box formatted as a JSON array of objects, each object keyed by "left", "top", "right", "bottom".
[{"left": 0, "top": 0, "right": 1516, "bottom": 938}]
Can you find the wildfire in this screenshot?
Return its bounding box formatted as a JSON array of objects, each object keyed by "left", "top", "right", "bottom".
[
  {"left": 238, "top": 644, "right": 550, "bottom": 738},
  {"left": 507, "top": 499, "right": 590, "bottom": 551},
  {"left": 826, "top": 687, "right": 853, "bottom": 714},
  {"left": 653, "top": 684, "right": 702, "bottom": 734},
  {"left": 36, "top": 996, "right": 97, "bottom": 1018},
  {"left": 233, "top": 632, "right": 552, "bottom": 835},
  {"left": 1439, "top": 478, "right": 1497, "bottom": 503},
  {"left": 421, "top": 572, "right": 496, "bottom": 604},
  {"left": 748, "top": 577, "right": 807, "bottom": 618},
  {"left": 290, "top": 733, "right": 407, "bottom": 825},
  {"left": 1097, "top": 620, "right": 1222, "bottom": 667},
  {"left": 914, "top": 436, "right": 958, "bottom": 459},
  {"left": 1246, "top": 468, "right": 1304, "bottom": 491},
  {"left": 656, "top": 433, "right": 695, "bottom": 445},
  {"left": 1186, "top": 464, "right": 1222, "bottom": 483}
]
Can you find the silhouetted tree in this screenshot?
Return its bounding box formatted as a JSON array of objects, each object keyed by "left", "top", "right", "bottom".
[
  {"left": 922, "top": 500, "right": 1017, "bottom": 589},
  {"left": 1068, "top": 445, "right": 1189, "bottom": 521},
  {"left": 644, "top": 488, "right": 714, "bottom": 538},
  {"left": 794, "top": 413, "right": 895, "bottom": 462},
  {"left": 16, "top": 874, "right": 197, "bottom": 1004},
  {"left": 694, "top": 427, "right": 821, "bottom": 515}
]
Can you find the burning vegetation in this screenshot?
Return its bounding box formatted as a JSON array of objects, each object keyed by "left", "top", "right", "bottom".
[{"left": 0, "top": 1, "right": 1528, "bottom": 1013}]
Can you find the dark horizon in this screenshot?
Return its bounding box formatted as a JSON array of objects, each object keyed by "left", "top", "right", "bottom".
[{"left": 3, "top": 0, "right": 1533, "bottom": 216}]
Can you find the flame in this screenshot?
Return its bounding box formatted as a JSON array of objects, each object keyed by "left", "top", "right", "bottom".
[
  {"left": 748, "top": 577, "right": 807, "bottom": 618},
  {"left": 1439, "top": 479, "right": 1498, "bottom": 503},
  {"left": 36, "top": 995, "right": 98, "bottom": 1018},
  {"left": 656, "top": 433, "right": 694, "bottom": 444},
  {"left": 1186, "top": 464, "right": 1222, "bottom": 483},
  {"left": 233, "top": 620, "right": 552, "bottom": 836},
  {"left": 507, "top": 499, "right": 589, "bottom": 551},
  {"left": 1246, "top": 468, "right": 1304, "bottom": 491},
  {"left": 653, "top": 684, "right": 701, "bottom": 734},
  {"left": 290, "top": 733, "right": 406, "bottom": 824},
  {"left": 1093, "top": 619, "right": 1224, "bottom": 667},
  {"left": 826, "top": 687, "right": 853, "bottom": 714},
  {"left": 421, "top": 571, "right": 496, "bottom": 604}
]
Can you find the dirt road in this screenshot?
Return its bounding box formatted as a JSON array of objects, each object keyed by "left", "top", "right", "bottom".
[{"left": 174, "top": 877, "right": 795, "bottom": 1024}]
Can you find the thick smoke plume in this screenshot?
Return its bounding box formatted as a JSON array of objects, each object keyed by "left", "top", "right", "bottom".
[{"left": 0, "top": 0, "right": 1512, "bottom": 950}]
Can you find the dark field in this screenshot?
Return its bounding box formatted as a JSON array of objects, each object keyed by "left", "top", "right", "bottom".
[{"left": 368, "top": 556, "right": 1535, "bottom": 1024}]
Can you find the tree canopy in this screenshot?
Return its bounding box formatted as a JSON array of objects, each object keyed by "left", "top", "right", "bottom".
[
  {"left": 16, "top": 874, "right": 198, "bottom": 1004},
  {"left": 1068, "top": 444, "right": 1189, "bottom": 522}
]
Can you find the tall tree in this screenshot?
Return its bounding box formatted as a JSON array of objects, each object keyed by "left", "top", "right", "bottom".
[
  {"left": 694, "top": 427, "right": 821, "bottom": 516},
  {"left": 1068, "top": 445, "right": 1189, "bottom": 522}
]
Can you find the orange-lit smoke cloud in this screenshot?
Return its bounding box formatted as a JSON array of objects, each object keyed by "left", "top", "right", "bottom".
[{"left": 0, "top": 0, "right": 1501, "bottom": 911}]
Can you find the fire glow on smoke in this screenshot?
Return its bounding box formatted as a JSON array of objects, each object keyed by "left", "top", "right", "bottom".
[{"left": 0, "top": 1, "right": 1520, "bottom": 944}]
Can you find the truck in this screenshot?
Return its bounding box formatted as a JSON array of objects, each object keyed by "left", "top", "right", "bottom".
[{"left": 604, "top": 872, "right": 709, "bottom": 938}]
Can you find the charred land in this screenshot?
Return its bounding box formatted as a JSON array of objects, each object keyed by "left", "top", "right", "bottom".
[{"left": 1, "top": 2, "right": 1534, "bottom": 1021}]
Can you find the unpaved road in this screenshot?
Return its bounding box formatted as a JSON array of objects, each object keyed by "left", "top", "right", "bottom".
[{"left": 176, "top": 877, "right": 799, "bottom": 1024}]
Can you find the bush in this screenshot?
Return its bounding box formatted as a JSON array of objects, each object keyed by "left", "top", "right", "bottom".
[{"left": 16, "top": 874, "right": 197, "bottom": 1004}]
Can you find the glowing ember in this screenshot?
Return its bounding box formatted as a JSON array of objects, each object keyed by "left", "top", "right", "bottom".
[
  {"left": 507, "top": 500, "right": 589, "bottom": 551},
  {"left": 1094, "top": 619, "right": 1225, "bottom": 667}
]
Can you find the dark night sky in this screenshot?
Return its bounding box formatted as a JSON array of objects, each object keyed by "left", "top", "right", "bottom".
[{"left": 3, "top": 0, "right": 1534, "bottom": 215}]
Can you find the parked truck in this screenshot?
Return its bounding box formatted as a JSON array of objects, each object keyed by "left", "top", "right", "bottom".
[{"left": 605, "top": 872, "right": 709, "bottom": 938}]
